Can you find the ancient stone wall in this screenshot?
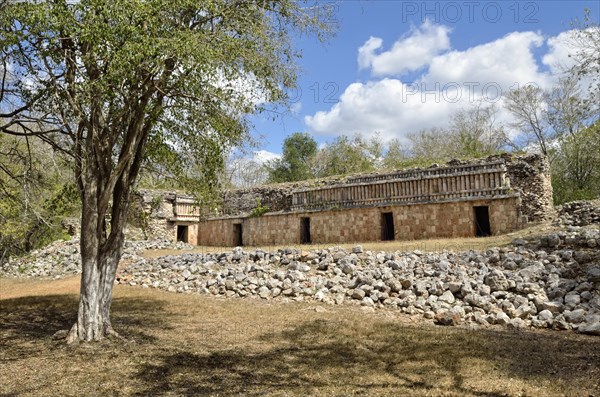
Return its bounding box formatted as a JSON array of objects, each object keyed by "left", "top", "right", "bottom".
[
  {"left": 128, "top": 189, "right": 203, "bottom": 242},
  {"left": 292, "top": 160, "right": 510, "bottom": 211},
  {"left": 503, "top": 154, "right": 554, "bottom": 223},
  {"left": 554, "top": 200, "right": 600, "bottom": 226},
  {"left": 128, "top": 189, "right": 174, "bottom": 240},
  {"left": 137, "top": 154, "right": 551, "bottom": 246},
  {"left": 198, "top": 197, "right": 521, "bottom": 246},
  {"left": 219, "top": 176, "right": 353, "bottom": 216},
  {"left": 215, "top": 154, "right": 553, "bottom": 224}
]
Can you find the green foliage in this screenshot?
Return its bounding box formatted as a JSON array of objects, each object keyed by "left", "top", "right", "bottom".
[
  {"left": 314, "top": 134, "right": 380, "bottom": 177},
  {"left": 0, "top": 135, "right": 79, "bottom": 262},
  {"left": 266, "top": 132, "right": 318, "bottom": 183},
  {"left": 569, "top": 9, "right": 600, "bottom": 109},
  {"left": 249, "top": 198, "right": 270, "bottom": 217},
  {"left": 380, "top": 139, "right": 408, "bottom": 170},
  {"left": 552, "top": 121, "right": 600, "bottom": 204},
  {"left": 409, "top": 104, "right": 508, "bottom": 161}
]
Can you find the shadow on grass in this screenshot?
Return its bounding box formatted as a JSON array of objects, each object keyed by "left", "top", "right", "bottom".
[
  {"left": 133, "top": 319, "right": 600, "bottom": 396},
  {"left": 0, "top": 293, "right": 172, "bottom": 361}
]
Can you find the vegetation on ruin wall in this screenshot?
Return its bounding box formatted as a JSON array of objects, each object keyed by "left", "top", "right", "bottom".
[{"left": 249, "top": 198, "right": 270, "bottom": 217}]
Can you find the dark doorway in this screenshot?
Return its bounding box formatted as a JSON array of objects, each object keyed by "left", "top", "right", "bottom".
[
  {"left": 474, "top": 206, "right": 491, "bottom": 237},
  {"left": 176, "top": 225, "right": 189, "bottom": 243},
  {"left": 300, "top": 217, "right": 311, "bottom": 244},
  {"left": 233, "top": 223, "right": 243, "bottom": 246},
  {"left": 381, "top": 212, "right": 395, "bottom": 241}
]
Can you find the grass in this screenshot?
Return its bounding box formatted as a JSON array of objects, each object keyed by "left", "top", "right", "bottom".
[{"left": 1, "top": 275, "right": 599, "bottom": 396}]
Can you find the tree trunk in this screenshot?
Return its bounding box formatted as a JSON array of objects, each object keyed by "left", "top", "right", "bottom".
[{"left": 66, "top": 177, "right": 129, "bottom": 343}]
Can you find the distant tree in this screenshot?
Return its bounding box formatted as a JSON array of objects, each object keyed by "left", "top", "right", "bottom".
[
  {"left": 407, "top": 127, "right": 455, "bottom": 160},
  {"left": 0, "top": 135, "right": 78, "bottom": 262},
  {"left": 266, "top": 132, "right": 318, "bottom": 182},
  {"left": 504, "top": 72, "right": 598, "bottom": 203},
  {"left": 224, "top": 155, "right": 269, "bottom": 189},
  {"left": 0, "top": 0, "right": 331, "bottom": 342},
  {"left": 381, "top": 138, "right": 408, "bottom": 170},
  {"left": 568, "top": 10, "right": 600, "bottom": 109},
  {"left": 448, "top": 103, "right": 508, "bottom": 157},
  {"left": 545, "top": 76, "right": 595, "bottom": 138},
  {"left": 313, "top": 134, "right": 380, "bottom": 177},
  {"left": 552, "top": 121, "right": 600, "bottom": 203},
  {"left": 504, "top": 85, "right": 550, "bottom": 156}
]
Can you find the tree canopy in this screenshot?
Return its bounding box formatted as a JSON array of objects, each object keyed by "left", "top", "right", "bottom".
[
  {"left": 0, "top": 0, "right": 332, "bottom": 342},
  {"left": 266, "top": 132, "right": 318, "bottom": 183}
]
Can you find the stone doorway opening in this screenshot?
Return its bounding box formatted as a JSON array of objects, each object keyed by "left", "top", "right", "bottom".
[
  {"left": 233, "top": 223, "right": 243, "bottom": 246},
  {"left": 176, "top": 225, "right": 189, "bottom": 243},
  {"left": 300, "top": 217, "right": 311, "bottom": 244},
  {"left": 474, "top": 206, "right": 491, "bottom": 237},
  {"left": 381, "top": 212, "right": 395, "bottom": 241}
]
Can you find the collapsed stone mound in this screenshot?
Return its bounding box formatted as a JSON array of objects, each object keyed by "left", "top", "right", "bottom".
[
  {"left": 0, "top": 238, "right": 194, "bottom": 278},
  {"left": 117, "top": 227, "right": 600, "bottom": 336},
  {"left": 554, "top": 200, "right": 600, "bottom": 227}
]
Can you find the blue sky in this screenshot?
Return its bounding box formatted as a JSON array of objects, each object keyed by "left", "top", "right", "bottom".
[{"left": 250, "top": 0, "right": 600, "bottom": 160}]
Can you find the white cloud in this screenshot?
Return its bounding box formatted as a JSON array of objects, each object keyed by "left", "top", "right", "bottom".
[
  {"left": 306, "top": 28, "right": 578, "bottom": 143},
  {"left": 357, "top": 37, "right": 384, "bottom": 70},
  {"left": 253, "top": 150, "right": 280, "bottom": 163},
  {"left": 542, "top": 30, "right": 579, "bottom": 75},
  {"left": 358, "top": 20, "right": 451, "bottom": 76},
  {"left": 305, "top": 79, "right": 456, "bottom": 143},
  {"left": 226, "top": 150, "right": 280, "bottom": 188},
  {"left": 290, "top": 102, "right": 302, "bottom": 115},
  {"left": 425, "top": 31, "right": 548, "bottom": 91}
]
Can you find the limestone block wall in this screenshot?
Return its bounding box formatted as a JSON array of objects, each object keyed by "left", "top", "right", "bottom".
[
  {"left": 221, "top": 186, "right": 293, "bottom": 216},
  {"left": 292, "top": 160, "right": 510, "bottom": 211},
  {"left": 216, "top": 154, "right": 553, "bottom": 225},
  {"left": 219, "top": 176, "right": 352, "bottom": 216},
  {"left": 198, "top": 197, "right": 521, "bottom": 246},
  {"left": 197, "top": 218, "right": 231, "bottom": 247},
  {"left": 129, "top": 189, "right": 202, "bottom": 242},
  {"left": 170, "top": 222, "right": 199, "bottom": 245},
  {"left": 136, "top": 154, "right": 551, "bottom": 246}
]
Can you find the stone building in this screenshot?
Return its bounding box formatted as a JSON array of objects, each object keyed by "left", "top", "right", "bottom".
[
  {"left": 130, "top": 190, "right": 201, "bottom": 243},
  {"left": 195, "top": 154, "right": 553, "bottom": 246}
]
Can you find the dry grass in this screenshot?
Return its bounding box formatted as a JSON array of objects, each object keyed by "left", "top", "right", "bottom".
[
  {"left": 1, "top": 275, "right": 599, "bottom": 397},
  {"left": 144, "top": 223, "right": 557, "bottom": 259}
]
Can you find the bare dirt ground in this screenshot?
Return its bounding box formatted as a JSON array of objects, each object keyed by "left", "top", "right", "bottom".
[{"left": 1, "top": 267, "right": 599, "bottom": 396}]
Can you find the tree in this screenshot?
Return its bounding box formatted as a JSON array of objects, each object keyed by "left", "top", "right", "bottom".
[
  {"left": 568, "top": 9, "right": 600, "bottom": 110},
  {"left": 380, "top": 138, "right": 407, "bottom": 170},
  {"left": 0, "top": 134, "right": 78, "bottom": 263},
  {"left": 313, "top": 134, "right": 380, "bottom": 177},
  {"left": 0, "top": 0, "right": 330, "bottom": 342},
  {"left": 223, "top": 151, "right": 269, "bottom": 189},
  {"left": 552, "top": 121, "right": 600, "bottom": 203},
  {"left": 447, "top": 103, "right": 509, "bottom": 157},
  {"left": 503, "top": 84, "right": 550, "bottom": 156},
  {"left": 545, "top": 76, "right": 594, "bottom": 139},
  {"left": 407, "top": 127, "right": 452, "bottom": 160},
  {"left": 503, "top": 73, "right": 599, "bottom": 203},
  {"left": 266, "top": 132, "right": 317, "bottom": 182}
]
